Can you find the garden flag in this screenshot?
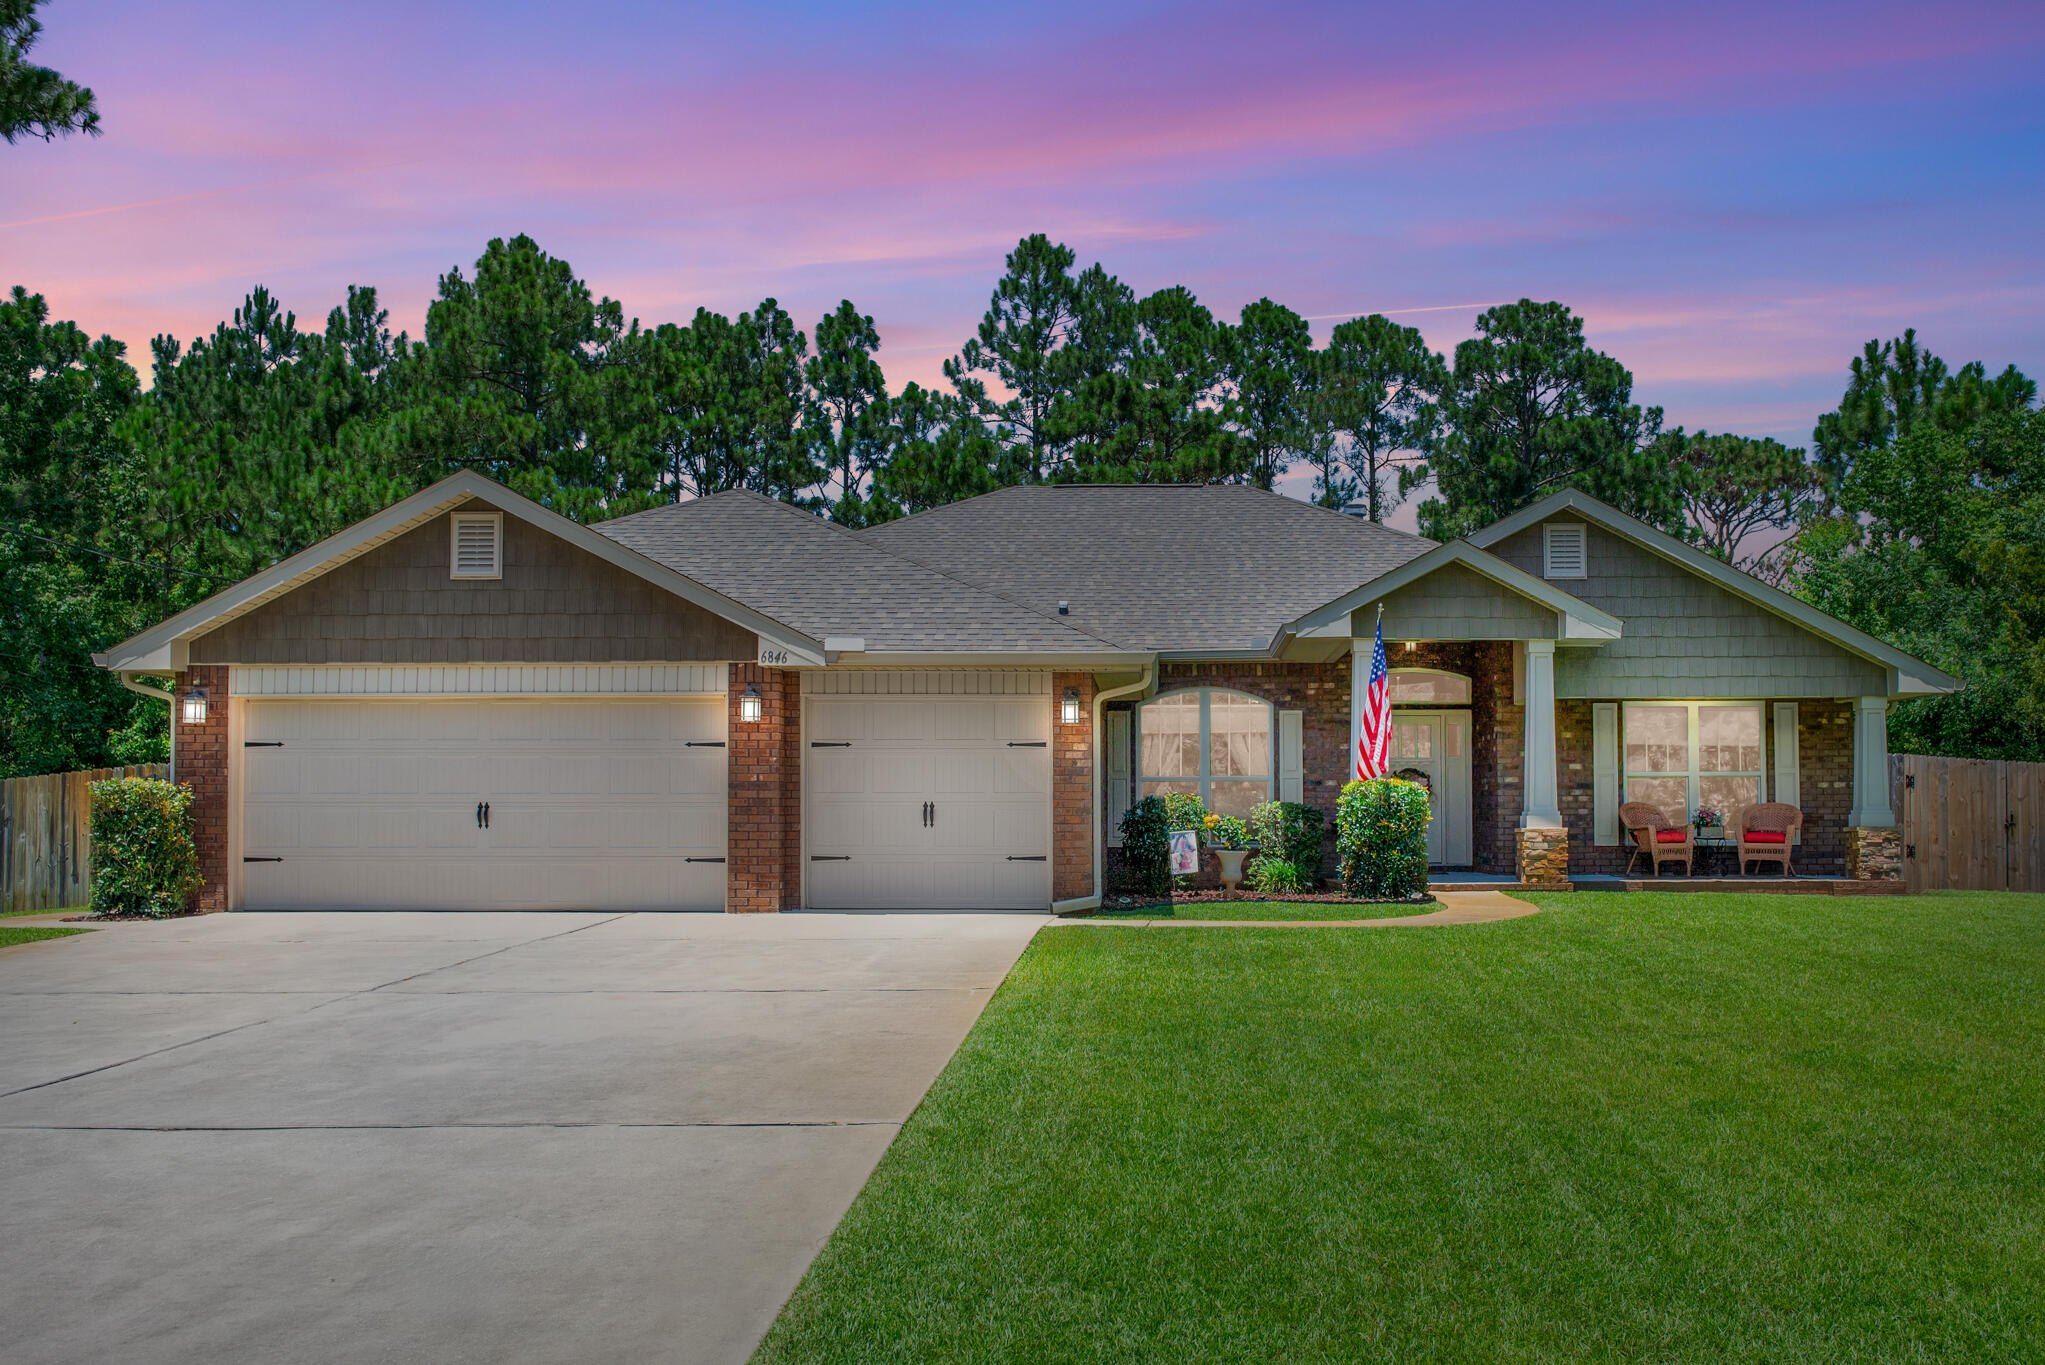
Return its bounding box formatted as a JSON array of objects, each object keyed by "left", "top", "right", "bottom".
[{"left": 1356, "top": 608, "right": 1392, "bottom": 780}]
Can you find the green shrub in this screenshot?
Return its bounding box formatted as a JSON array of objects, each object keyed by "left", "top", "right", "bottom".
[
  {"left": 1118, "top": 796, "right": 1176, "bottom": 899},
  {"left": 1249, "top": 800, "right": 1325, "bottom": 875},
  {"left": 1336, "top": 778, "right": 1431, "bottom": 898},
  {"left": 1157, "top": 791, "right": 1207, "bottom": 838},
  {"left": 1204, "top": 814, "right": 1250, "bottom": 850},
  {"left": 1244, "top": 854, "right": 1312, "bottom": 895},
  {"left": 88, "top": 777, "right": 202, "bottom": 918}
]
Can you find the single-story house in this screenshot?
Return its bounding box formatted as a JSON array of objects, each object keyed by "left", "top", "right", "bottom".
[{"left": 95, "top": 471, "right": 1952, "bottom": 912}]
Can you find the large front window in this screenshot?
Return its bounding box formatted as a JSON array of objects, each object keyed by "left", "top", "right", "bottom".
[
  {"left": 1139, "top": 690, "right": 1273, "bottom": 818},
  {"left": 1624, "top": 702, "right": 1765, "bottom": 824}
]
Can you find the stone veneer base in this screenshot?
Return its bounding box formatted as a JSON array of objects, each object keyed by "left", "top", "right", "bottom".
[
  {"left": 1515, "top": 827, "right": 1570, "bottom": 888},
  {"left": 1844, "top": 826, "right": 1903, "bottom": 882}
]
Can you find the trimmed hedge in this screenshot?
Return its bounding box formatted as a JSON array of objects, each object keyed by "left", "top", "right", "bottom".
[
  {"left": 1249, "top": 800, "right": 1325, "bottom": 872},
  {"left": 88, "top": 777, "right": 202, "bottom": 918},
  {"left": 1336, "top": 778, "right": 1431, "bottom": 899},
  {"left": 1118, "top": 795, "right": 1177, "bottom": 899}
]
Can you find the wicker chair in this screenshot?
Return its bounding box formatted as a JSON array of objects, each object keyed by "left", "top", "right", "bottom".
[
  {"left": 1621, "top": 802, "right": 1693, "bottom": 877},
  {"left": 1730, "top": 802, "right": 1803, "bottom": 877}
]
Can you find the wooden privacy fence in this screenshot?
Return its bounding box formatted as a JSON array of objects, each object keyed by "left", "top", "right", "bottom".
[
  {"left": 1891, "top": 754, "right": 2045, "bottom": 893},
  {"left": 1, "top": 765, "right": 170, "bottom": 914}
]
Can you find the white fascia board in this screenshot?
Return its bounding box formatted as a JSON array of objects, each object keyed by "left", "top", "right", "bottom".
[
  {"left": 1468, "top": 489, "right": 1961, "bottom": 695},
  {"left": 805, "top": 650, "right": 1153, "bottom": 670},
  {"left": 1278, "top": 541, "right": 1622, "bottom": 648},
  {"left": 95, "top": 471, "right": 820, "bottom": 673}
]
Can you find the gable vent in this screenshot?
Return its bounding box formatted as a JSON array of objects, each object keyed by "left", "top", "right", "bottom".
[
  {"left": 1543, "top": 522, "right": 1587, "bottom": 579},
  {"left": 450, "top": 512, "right": 503, "bottom": 580}
]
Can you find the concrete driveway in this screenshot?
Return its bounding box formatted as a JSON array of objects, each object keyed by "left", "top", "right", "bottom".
[{"left": 0, "top": 910, "right": 1042, "bottom": 1365}]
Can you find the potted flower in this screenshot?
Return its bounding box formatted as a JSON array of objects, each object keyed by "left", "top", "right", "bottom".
[
  {"left": 1204, "top": 813, "right": 1254, "bottom": 889},
  {"left": 1691, "top": 805, "right": 1724, "bottom": 839}
]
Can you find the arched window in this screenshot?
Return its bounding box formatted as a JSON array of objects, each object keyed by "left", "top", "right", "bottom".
[
  {"left": 1138, "top": 689, "right": 1273, "bottom": 818},
  {"left": 1389, "top": 669, "right": 1471, "bottom": 705}
]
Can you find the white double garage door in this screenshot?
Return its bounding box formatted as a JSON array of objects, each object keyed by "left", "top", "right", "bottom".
[{"left": 238, "top": 678, "right": 1050, "bottom": 911}]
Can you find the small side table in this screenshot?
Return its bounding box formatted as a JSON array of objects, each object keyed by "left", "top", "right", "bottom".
[{"left": 1691, "top": 835, "right": 1739, "bottom": 877}]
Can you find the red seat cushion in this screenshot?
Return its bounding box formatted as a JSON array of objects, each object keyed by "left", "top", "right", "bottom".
[
  {"left": 1745, "top": 830, "right": 1787, "bottom": 844},
  {"left": 1654, "top": 829, "right": 1688, "bottom": 844}
]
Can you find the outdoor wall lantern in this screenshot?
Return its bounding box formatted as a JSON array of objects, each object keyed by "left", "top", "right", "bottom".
[
  {"left": 1061, "top": 686, "right": 1081, "bottom": 725},
  {"left": 179, "top": 686, "right": 209, "bottom": 726},
  {"left": 738, "top": 685, "right": 763, "bottom": 723}
]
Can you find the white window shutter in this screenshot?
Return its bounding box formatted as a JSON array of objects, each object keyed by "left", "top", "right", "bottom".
[
  {"left": 1105, "top": 709, "right": 1131, "bottom": 847},
  {"left": 1278, "top": 709, "right": 1303, "bottom": 803},
  {"left": 1592, "top": 702, "right": 1619, "bottom": 845},
  {"left": 1773, "top": 703, "right": 1800, "bottom": 842},
  {"left": 449, "top": 513, "right": 502, "bottom": 580}
]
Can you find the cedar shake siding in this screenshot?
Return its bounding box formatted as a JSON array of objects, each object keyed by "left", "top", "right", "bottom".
[
  {"left": 1487, "top": 517, "right": 1889, "bottom": 699},
  {"left": 1373, "top": 562, "right": 1559, "bottom": 641},
  {"left": 188, "top": 504, "right": 757, "bottom": 666}
]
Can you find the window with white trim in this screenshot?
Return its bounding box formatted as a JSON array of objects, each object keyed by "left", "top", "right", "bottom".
[
  {"left": 1543, "top": 522, "right": 1587, "bottom": 579},
  {"left": 1389, "top": 668, "right": 1471, "bottom": 705},
  {"left": 449, "top": 512, "right": 503, "bottom": 580},
  {"left": 1138, "top": 689, "right": 1273, "bottom": 818},
  {"left": 1623, "top": 701, "right": 1765, "bottom": 825}
]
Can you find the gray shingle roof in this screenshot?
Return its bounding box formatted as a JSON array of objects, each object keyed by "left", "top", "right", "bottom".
[
  {"left": 594, "top": 491, "right": 1130, "bottom": 653},
  {"left": 865, "top": 484, "right": 1435, "bottom": 651}
]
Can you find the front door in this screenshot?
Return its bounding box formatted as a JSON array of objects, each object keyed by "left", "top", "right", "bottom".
[{"left": 1390, "top": 710, "right": 1473, "bottom": 867}]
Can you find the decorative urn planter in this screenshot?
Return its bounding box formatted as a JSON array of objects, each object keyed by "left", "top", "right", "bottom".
[{"left": 1215, "top": 848, "right": 1250, "bottom": 890}]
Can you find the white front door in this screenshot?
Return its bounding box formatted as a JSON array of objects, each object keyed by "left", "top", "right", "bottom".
[
  {"left": 804, "top": 694, "right": 1051, "bottom": 910},
  {"left": 239, "top": 697, "right": 727, "bottom": 910},
  {"left": 1389, "top": 709, "right": 1473, "bottom": 867}
]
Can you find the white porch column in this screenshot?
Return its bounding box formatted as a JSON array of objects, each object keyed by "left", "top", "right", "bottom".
[
  {"left": 1847, "top": 696, "right": 1896, "bottom": 827},
  {"left": 1520, "top": 640, "right": 1564, "bottom": 828},
  {"left": 1348, "top": 639, "right": 1365, "bottom": 781}
]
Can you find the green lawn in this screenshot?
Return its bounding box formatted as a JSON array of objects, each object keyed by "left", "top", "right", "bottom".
[
  {"left": 1092, "top": 898, "right": 1438, "bottom": 921},
  {"left": 0, "top": 925, "right": 89, "bottom": 948},
  {"left": 754, "top": 891, "right": 2045, "bottom": 1364},
  {"left": 1, "top": 904, "right": 85, "bottom": 917}
]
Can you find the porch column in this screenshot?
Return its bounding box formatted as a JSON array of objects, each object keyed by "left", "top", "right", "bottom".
[
  {"left": 1847, "top": 696, "right": 1896, "bottom": 827},
  {"left": 1520, "top": 641, "right": 1563, "bottom": 829},
  {"left": 1348, "top": 639, "right": 1365, "bottom": 781}
]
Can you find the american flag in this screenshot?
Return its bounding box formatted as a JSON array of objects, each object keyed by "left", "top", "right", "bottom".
[{"left": 1355, "top": 615, "right": 1392, "bottom": 780}]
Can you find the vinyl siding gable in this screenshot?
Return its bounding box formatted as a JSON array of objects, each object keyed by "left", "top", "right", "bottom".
[
  {"left": 188, "top": 501, "right": 758, "bottom": 665},
  {"left": 1363, "top": 561, "right": 1560, "bottom": 641},
  {"left": 1488, "top": 516, "right": 1887, "bottom": 699}
]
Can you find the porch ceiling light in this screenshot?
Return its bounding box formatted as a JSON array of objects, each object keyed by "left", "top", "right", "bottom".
[
  {"left": 738, "top": 685, "right": 763, "bottom": 724},
  {"left": 179, "top": 686, "right": 209, "bottom": 725},
  {"left": 1061, "top": 686, "right": 1081, "bottom": 725}
]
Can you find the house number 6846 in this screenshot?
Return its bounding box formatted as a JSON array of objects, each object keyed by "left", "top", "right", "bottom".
[{"left": 758, "top": 646, "right": 790, "bottom": 666}]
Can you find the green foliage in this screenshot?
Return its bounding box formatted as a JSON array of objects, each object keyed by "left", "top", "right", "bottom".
[
  {"left": 87, "top": 777, "right": 201, "bottom": 918},
  {"left": 1, "top": 1, "right": 98, "bottom": 143},
  {"left": 1117, "top": 795, "right": 1176, "bottom": 899},
  {"left": 1336, "top": 778, "right": 1431, "bottom": 898},
  {"left": 1156, "top": 791, "right": 1208, "bottom": 839},
  {"left": 1655, "top": 428, "right": 1819, "bottom": 571},
  {"left": 1226, "top": 298, "right": 1324, "bottom": 491},
  {"left": 1317, "top": 314, "right": 1446, "bottom": 519},
  {"left": 1204, "top": 814, "right": 1250, "bottom": 850},
  {"left": 1417, "top": 300, "right": 1669, "bottom": 540},
  {"left": 1243, "top": 854, "right": 1312, "bottom": 895},
  {"left": 1811, "top": 327, "right": 2035, "bottom": 498},
  {"left": 1248, "top": 800, "right": 1325, "bottom": 874}
]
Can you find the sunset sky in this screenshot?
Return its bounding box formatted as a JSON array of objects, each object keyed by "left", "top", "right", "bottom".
[{"left": 8, "top": 0, "right": 2043, "bottom": 517}]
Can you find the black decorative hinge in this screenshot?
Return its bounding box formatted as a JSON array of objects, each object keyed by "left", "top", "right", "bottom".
[
  {"left": 811, "top": 854, "right": 851, "bottom": 861},
  {"left": 684, "top": 856, "right": 726, "bottom": 863},
  {"left": 244, "top": 741, "right": 284, "bottom": 748},
  {"left": 685, "top": 741, "right": 726, "bottom": 748},
  {"left": 810, "top": 741, "right": 852, "bottom": 748},
  {"left": 242, "top": 856, "right": 283, "bottom": 863},
  {"left": 1906, "top": 774, "right": 1916, "bottom": 789},
  {"left": 1906, "top": 844, "right": 1916, "bottom": 859},
  {"left": 1006, "top": 855, "right": 1047, "bottom": 862},
  {"left": 1007, "top": 741, "right": 1048, "bottom": 748}
]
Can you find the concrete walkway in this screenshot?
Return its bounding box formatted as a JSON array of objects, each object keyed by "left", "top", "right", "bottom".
[
  {"left": 1051, "top": 888, "right": 1540, "bottom": 928},
  {"left": 0, "top": 910, "right": 1040, "bottom": 1365}
]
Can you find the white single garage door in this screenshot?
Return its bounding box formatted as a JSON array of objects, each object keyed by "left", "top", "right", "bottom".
[
  {"left": 804, "top": 693, "right": 1051, "bottom": 910},
  {"left": 240, "top": 697, "right": 727, "bottom": 910}
]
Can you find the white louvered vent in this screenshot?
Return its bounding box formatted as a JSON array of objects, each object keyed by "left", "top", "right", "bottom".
[
  {"left": 449, "top": 512, "right": 503, "bottom": 580},
  {"left": 1543, "top": 522, "right": 1587, "bottom": 579}
]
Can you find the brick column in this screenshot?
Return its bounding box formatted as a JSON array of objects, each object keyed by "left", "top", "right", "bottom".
[
  {"left": 727, "top": 665, "right": 800, "bottom": 912},
  {"left": 172, "top": 664, "right": 231, "bottom": 912},
  {"left": 1052, "top": 672, "right": 1095, "bottom": 904}
]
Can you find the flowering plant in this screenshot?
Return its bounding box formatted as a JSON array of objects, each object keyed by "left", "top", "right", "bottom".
[
  {"left": 1203, "top": 813, "right": 1251, "bottom": 850},
  {"left": 1692, "top": 805, "right": 1723, "bottom": 830}
]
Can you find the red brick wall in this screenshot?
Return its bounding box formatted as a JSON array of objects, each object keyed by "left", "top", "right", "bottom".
[
  {"left": 1052, "top": 672, "right": 1094, "bottom": 902},
  {"left": 726, "top": 665, "right": 800, "bottom": 912},
  {"left": 1558, "top": 697, "right": 1853, "bottom": 876},
  {"left": 172, "top": 664, "right": 230, "bottom": 911}
]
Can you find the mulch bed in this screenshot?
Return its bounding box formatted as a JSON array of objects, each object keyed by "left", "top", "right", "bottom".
[
  {"left": 60, "top": 909, "right": 204, "bottom": 922},
  {"left": 1097, "top": 889, "right": 1436, "bottom": 913}
]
